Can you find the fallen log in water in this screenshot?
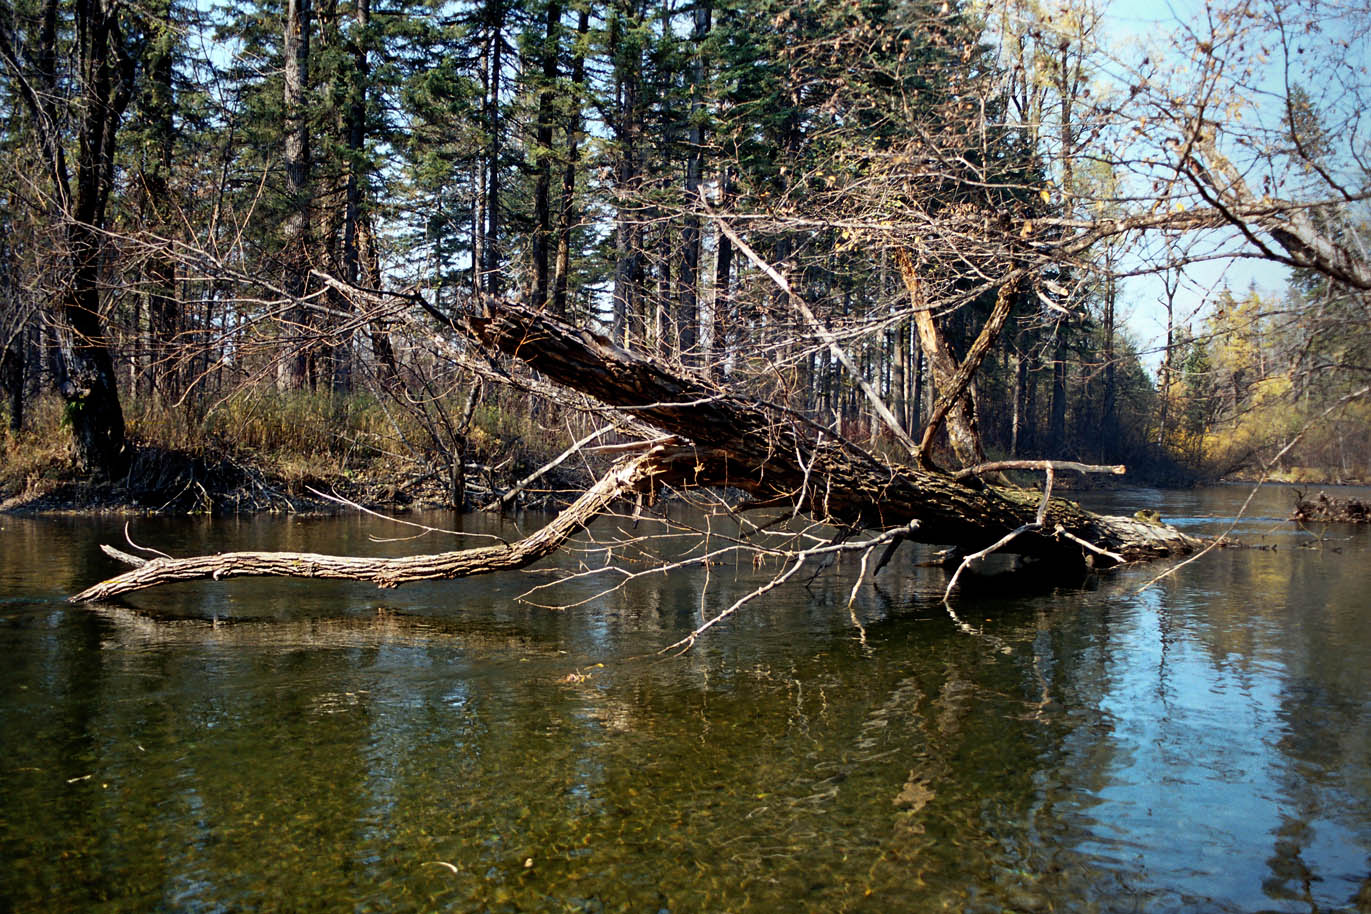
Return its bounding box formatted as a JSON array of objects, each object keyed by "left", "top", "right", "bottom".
[
  {"left": 1292, "top": 491, "right": 1370, "bottom": 524},
  {"left": 465, "top": 303, "right": 1202, "bottom": 563},
  {"left": 71, "top": 301, "right": 1201, "bottom": 604}
]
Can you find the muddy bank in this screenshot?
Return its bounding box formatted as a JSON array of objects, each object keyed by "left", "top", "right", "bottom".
[{"left": 0, "top": 443, "right": 588, "bottom": 516}]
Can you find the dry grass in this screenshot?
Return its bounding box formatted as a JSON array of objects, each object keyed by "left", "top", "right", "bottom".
[
  {"left": 2, "top": 387, "right": 586, "bottom": 513},
  {"left": 0, "top": 399, "right": 79, "bottom": 504}
]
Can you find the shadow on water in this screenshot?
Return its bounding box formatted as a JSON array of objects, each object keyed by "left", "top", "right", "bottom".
[{"left": 2, "top": 485, "right": 1370, "bottom": 912}]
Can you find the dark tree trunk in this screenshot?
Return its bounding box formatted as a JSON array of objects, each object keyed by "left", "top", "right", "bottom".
[
  {"left": 340, "top": 0, "right": 368, "bottom": 287},
  {"left": 711, "top": 166, "right": 734, "bottom": 376},
  {"left": 1101, "top": 270, "right": 1118, "bottom": 461},
  {"left": 0, "top": 0, "right": 135, "bottom": 474},
  {"left": 482, "top": 0, "right": 504, "bottom": 297},
  {"left": 677, "top": 0, "right": 710, "bottom": 366},
  {"left": 73, "top": 0, "right": 133, "bottom": 473},
  {"left": 1, "top": 329, "right": 24, "bottom": 432},
  {"left": 611, "top": 2, "right": 644, "bottom": 346},
  {"left": 332, "top": 0, "right": 373, "bottom": 394},
  {"left": 279, "top": 0, "right": 313, "bottom": 391},
  {"left": 1049, "top": 330, "right": 1068, "bottom": 456},
  {"left": 551, "top": 7, "right": 589, "bottom": 318},
  {"left": 530, "top": 0, "right": 560, "bottom": 309},
  {"left": 655, "top": 225, "right": 671, "bottom": 356},
  {"left": 59, "top": 220, "right": 127, "bottom": 475},
  {"left": 139, "top": 0, "right": 179, "bottom": 401}
]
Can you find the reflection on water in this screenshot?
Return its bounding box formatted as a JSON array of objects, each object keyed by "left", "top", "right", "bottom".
[{"left": 2, "top": 485, "right": 1370, "bottom": 912}]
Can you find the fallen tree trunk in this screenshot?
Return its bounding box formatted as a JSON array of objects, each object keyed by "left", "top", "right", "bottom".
[
  {"left": 71, "top": 300, "right": 1201, "bottom": 604},
  {"left": 466, "top": 302, "right": 1201, "bottom": 562},
  {"left": 71, "top": 445, "right": 702, "bottom": 602}
]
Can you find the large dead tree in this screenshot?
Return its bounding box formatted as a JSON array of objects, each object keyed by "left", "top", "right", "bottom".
[{"left": 71, "top": 301, "right": 1200, "bottom": 605}]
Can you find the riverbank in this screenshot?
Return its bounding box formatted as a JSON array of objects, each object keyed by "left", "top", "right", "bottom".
[
  {"left": 1, "top": 442, "right": 428, "bottom": 515},
  {"left": 0, "top": 438, "right": 1184, "bottom": 517},
  {"left": 0, "top": 440, "right": 596, "bottom": 516},
  {"left": 0, "top": 392, "right": 590, "bottom": 516},
  {"left": 4, "top": 392, "right": 1361, "bottom": 519}
]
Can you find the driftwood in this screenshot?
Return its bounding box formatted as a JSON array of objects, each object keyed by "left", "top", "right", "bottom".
[
  {"left": 72, "top": 446, "right": 702, "bottom": 602},
  {"left": 1292, "top": 492, "right": 1370, "bottom": 524},
  {"left": 71, "top": 301, "right": 1201, "bottom": 604}
]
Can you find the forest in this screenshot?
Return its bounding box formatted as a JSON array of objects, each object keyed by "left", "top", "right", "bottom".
[
  {"left": 6, "top": 4, "right": 1371, "bottom": 906},
  {"left": 0, "top": 0, "right": 1368, "bottom": 521}
]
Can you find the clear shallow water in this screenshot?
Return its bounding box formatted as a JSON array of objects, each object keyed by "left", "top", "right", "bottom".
[{"left": 1, "top": 485, "right": 1369, "bottom": 912}]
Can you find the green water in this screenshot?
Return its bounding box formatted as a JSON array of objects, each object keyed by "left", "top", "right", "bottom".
[{"left": 2, "top": 486, "right": 1370, "bottom": 912}]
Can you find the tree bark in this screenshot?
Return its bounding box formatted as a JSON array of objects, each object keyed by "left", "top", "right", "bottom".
[
  {"left": 530, "top": 0, "right": 560, "bottom": 309},
  {"left": 551, "top": 7, "right": 589, "bottom": 317},
  {"left": 340, "top": 0, "right": 368, "bottom": 288},
  {"left": 677, "top": 0, "right": 710, "bottom": 366},
  {"left": 482, "top": 0, "right": 504, "bottom": 298},
  {"left": 139, "top": 0, "right": 179, "bottom": 401},
  {"left": 1, "top": 321, "right": 24, "bottom": 431},
  {"left": 1049, "top": 329, "right": 1068, "bottom": 456},
  {"left": 1101, "top": 263, "right": 1118, "bottom": 461},
  {"left": 0, "top": 0, "right": 131, "bottom": 474},
  {"left": 710, "top": 167, "right": 734, "bottom": 375},
  {"left": 610, "top": 6, "right": 643, "bottom": 345},
  {"left": 279, "top": 0, "right": 313, "bottom": 391},
  {"left": 895, "top": 251, "right": 988, "bottom": 468}
]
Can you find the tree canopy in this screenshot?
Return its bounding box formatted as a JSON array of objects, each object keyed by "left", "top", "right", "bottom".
[{"left": 0, "top": 0, "right": 1366, "bottom": 507}]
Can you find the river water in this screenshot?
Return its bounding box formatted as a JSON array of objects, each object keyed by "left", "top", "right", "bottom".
[{"left": 2, "top": 485, "right": 1369, "bottom": 913}]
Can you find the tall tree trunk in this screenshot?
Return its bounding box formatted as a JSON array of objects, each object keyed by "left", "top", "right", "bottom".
[
  {"left": 710, "top": 166, "right": 733, "bottom": 376},
  {"left": 482, "top": 0, "right": 504, "bottom": 297},
  {"left": 530, "top": 0, "right": 560, "bottom": 309},
  {"left": 552, "top": 8, "right": 589, "bottom": 318},
  {"left": 677, "top": 0, "right": 710, "bottom": 366},
  {"left": 1, "top": 318, "right": 24, "bottom": 431},
  {"left": 333, "top": 0, "right": 373, "bottom": 394},
  {"left": 654, "top": 226, "right": 671, "bottom": 356},
  {"left": 140, "top": 0, "right": 179, "bottom": 401},
  {"left": 1011, "top": 345, "right": 1027, "bottom": 457},
  {"left": 1049, "top": 332, "right": 1068, "bottom": 456},
  {"left": 1022, "top": 352, "right": 1039, "bottom": 455},
  {"left": 0, "top": 0, "right": 133, "bottom": 474},
  {"left": 885, "top": 248, "right": 909, "bottom": 430},
  {"left": 472, "top": 159, "right": 486, "bottom": 296},
  {"left": 1101, "top": 267, "right": 1118, "bottom": 461},
  {"left": 340, "top": 0, "right": 368, "bottom": 287},
  {"left": 911, "top": 350, "right": 924, "bottom": 434},
  {"left": 279, "top": 0, "right": 313, "bottom": 391},
  {"left": 1044, "top": 40, "right": 1079, "bottom": 460},
  {"left": 611, "top": 3, "right": 643, "bottom": 346},
  {"left": 892, "top": 320, "right": 908, "bottom": 434}
]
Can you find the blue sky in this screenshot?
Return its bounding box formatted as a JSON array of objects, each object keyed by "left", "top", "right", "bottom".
[{"left": 1097, "top": 0, "right": 1297, "bottom": 368}]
